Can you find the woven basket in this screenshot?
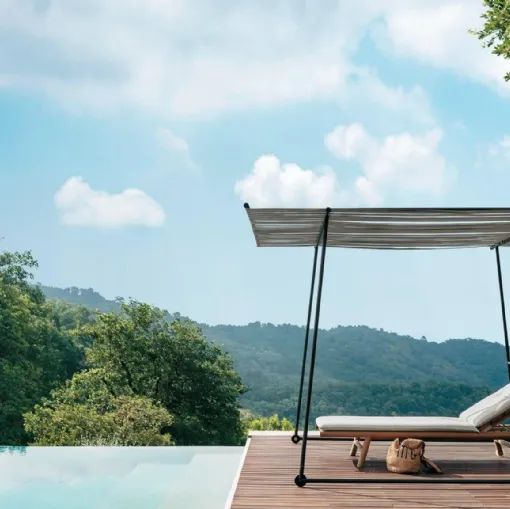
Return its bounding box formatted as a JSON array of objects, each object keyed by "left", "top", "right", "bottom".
[{"left": 386, "top": 438, "right": 425, "bottom": 474}]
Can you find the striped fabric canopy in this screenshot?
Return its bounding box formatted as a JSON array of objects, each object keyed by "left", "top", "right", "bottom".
[{"left": 243, "top": 205, "right": 510, "bottom": 249}]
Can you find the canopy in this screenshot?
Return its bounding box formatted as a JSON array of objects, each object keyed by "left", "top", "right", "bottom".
[
  {"left": 243, "top": 202, "right": 510, "bottom": 487},
  {"left": 243, "top": 204, "right": 510, "bottom": 249}
]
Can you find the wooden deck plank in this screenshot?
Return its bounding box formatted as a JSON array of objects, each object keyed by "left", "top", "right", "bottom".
[{"left": 229, "top": 435, "right": 510, "bottom": 509}]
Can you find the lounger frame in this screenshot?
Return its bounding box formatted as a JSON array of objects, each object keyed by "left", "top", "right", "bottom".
[
  {"left": 244, "top": 205, "right": 510, "bottom": 487},
  {"left": 319, "top": 425, "right": 510, "bottom": 469},
  {"left": 318, "top": 410, "right": 510, "bottom": 467}
]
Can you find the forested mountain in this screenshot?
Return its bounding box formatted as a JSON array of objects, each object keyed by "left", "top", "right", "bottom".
[
  {"left": 202, "top": 323, "right": 507, "bottom": 387},
  {"left": 39, "top": 284, "right": 508, "bottom": 422},
  {"left": 40, "top": 286, "right": 121, "bottom": 313}
]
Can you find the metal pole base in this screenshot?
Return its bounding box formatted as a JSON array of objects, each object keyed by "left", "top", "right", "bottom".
[{"left": 294, "top": 474, "right": 307, "bottom": 487}]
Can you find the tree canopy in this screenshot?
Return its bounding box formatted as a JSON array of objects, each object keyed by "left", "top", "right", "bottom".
[
  {"left": 2, "top": 249, "right": 508, "bottom": 447},
  {"left": 0, "top": 251, "right": 83, "bottom": 444},
  {"left": 25, "top": 370, "right": 174, "bottom": 446},
  {"left": 241, "top": 411, "right": 294, "bottom": 432},
  {"left": 80, "top": 301, "right": 246, "bottom": 445},
  {"left": 1, "top": 250, "right": 246, "bottom": 447},
  {"left": 471, "top": 0, "right": 510, "bottom": 81},
  {"left": 37, "top": 282, "right": 509, "bottom": 433}
]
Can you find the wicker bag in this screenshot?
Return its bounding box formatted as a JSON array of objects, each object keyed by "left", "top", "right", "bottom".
[{"left": 386, "top": 438, "right": 442, "bottom": 474}]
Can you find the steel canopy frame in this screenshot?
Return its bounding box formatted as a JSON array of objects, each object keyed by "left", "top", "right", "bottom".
[{"left": 243, "top": 203, "right": 510, "bottom": 487}]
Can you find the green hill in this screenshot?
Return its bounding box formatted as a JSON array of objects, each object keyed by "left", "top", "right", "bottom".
[
  {"left": 40, "top": 286, "right": 120, "bottom": 313},
  {"left": 39, "top": 284, "right": 507, "bottom": 421}
]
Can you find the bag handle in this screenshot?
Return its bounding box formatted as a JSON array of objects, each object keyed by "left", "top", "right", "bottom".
[{"left": 421, "top": 456, "right": 443, "bottom": 474}]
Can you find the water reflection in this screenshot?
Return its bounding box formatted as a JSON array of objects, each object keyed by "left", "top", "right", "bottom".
[
  {"left": 0, "top": 446, "right": 243, "bottom": 509},
  {"left": 0, "top": 446, "right": 26, "bottom": 456}
]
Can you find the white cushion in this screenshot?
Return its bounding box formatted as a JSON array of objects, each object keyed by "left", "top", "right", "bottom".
[
  {"left": 459, "top": 383, "right": 510, "bottom": 428},
  {"left": 316, "top": 415, "right": 479, "bottom": 433}
]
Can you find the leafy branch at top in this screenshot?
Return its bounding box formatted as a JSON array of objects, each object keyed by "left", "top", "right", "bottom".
[{"left": 470, "top": 0, "right": 510, "bottom": 81}]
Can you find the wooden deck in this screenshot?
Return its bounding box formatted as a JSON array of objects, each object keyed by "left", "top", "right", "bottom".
[{"left": 229, "top": 434, "right": 510, "bottom": 509}]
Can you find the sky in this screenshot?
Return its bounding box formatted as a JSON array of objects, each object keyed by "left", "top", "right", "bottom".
[{"left": 1, "top": 0, "right": 510, "bottom": 344}]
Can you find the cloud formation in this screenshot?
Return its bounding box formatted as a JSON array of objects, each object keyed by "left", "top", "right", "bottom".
[
  {"left": 2, "top": 0, "right": 493, "bottom": 120},
  {"left": 325, "top": 123, "right": 453, "bottom": 205},
  {"left": 234, "top": 155, "right": 346, "bottom": 208},
  {"left": 236, "top": 123, "right": 454, "bottom": 208},
  {"left": 375, "top": 1, "right": 509, "bottom": 95},
  {"left": 54, "top": 177, "right": 165, "bottom": 228}
]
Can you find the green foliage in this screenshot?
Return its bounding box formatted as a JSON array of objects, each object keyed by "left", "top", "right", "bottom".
[
  {"left": 470, "top": 0, "right": 510, "bottom": 81},
  {"left": 203, "top": 323, "right": 508, "bottom": 395},
  {"left": 42, "top": 287, "right": 509, "bottom": 388},
  {"left": 80, "top": 301, "right": 246, "bottom": 445},
  {"left": 3, "top": 269, "right": 246, "bottom": 447},
  {"left": 39, "top": 286, "right": 121, "bottom": 313},
  {"left": 46, "top": 299, "right": 97, "bottom": 355},
  {"left": 241, "top": 411, "right": 294, "bottom": 432},
  {"left": 42, "top": 286, "right": 510, "bottom": 432},
  {"left": 0, "top": 250, "right": 41, "bottom": 300},
  {"left": 46, "top": 299, "right": 96, "bottom": 331},
  {"left": 24, "top": 370, "right": 174, "bottom": 446},
  {"left": 242, "top": 381, "right": 493, "bottom": 426},
  {"left": 0, "top": 251, "right": 83, "bottom": 445}
]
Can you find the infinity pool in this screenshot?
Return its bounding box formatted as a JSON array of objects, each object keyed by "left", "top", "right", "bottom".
[{"left": 0, "top": 446, "right": 244, "bottom": 509}]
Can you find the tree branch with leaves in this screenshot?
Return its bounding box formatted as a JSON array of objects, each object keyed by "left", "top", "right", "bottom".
[{"left": 470, "top": 0, "right": 510, "bottom": 81}]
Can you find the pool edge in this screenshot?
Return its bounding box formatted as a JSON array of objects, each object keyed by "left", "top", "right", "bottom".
[{"left": 223, "top": 436, "right": 252, "bottom": 509}]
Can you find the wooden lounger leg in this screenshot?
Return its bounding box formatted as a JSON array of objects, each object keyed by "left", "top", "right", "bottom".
[
  {"left": 494, "top": 440, "right": 509, "bottom": 457},
  {"left": 350, "top": 438, "right": 361, "bottom": 457},
  {"left": 357, "top": 437, "right": 372, "bottom": 469}
]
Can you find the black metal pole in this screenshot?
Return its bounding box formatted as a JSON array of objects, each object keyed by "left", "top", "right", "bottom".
[
  {"left": 292, "top": 245, "right": 319, "bottom": 444},
  {"left": 495, "top": 246, "right": 510, "bottom": 382},
  {"left": 295, "top": 208, "right": 331, "bottom": 487},
  {"left": 302, "top": 477, "right": 510, "bottom": 485}
]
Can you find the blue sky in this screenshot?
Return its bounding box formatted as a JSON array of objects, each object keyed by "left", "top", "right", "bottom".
[{"left": 1, "top": 0, "right": 510, "bottom": 343}]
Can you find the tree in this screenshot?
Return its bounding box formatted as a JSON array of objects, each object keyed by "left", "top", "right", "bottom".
[
  {"left": 46, "top": 299, "right": 97, "bottom": 356},
  {"left": 0, "top": 250, "right": 44, "bottom": 302},
  {"left": 80, "top": 301, "right": 246, "bottom": 445},
  {"left": 241, "top": 411, "right": 294, "bottom": 433},
  {"left": 41, "top": 285, "right": 121, "bottom": 313},
  {"left": 470, "top": 0, "right": 510, "bottom": 81},
  {"left": 24, "top": 369, "right": 174, "bottom": 446},
  {"left": 47, "top": 299, "right": 96, "bottom": 331},
  {"left": 0, "top": 250, "right": 82, "bottom": 445}
]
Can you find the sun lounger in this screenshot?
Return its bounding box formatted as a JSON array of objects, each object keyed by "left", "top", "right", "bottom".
[{"left": 316, "top": 383, "right": 510, "bottom": 468}]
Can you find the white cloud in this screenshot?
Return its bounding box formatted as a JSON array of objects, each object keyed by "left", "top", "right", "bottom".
[
  {"left": 374, "top": 0, "right": 509, "bottom": 95},
  {"left": 325, "top": 123, "right": 375, "bottom": 160},
  {"left": 234, "top": 155, "right": 346, "bottom": 208},
  {"left": 341, "top": 68, "right": 435, "bottom": 125},
  {"left": 156, "top": 128, "right": 199, "bottom": 171},
  {"left": 54, "top": 177, "right": 165, "bottom": 228},
  {"left": 235, "top": 123, "right": 454, "bottom": 208},
  {"left": 1, "top": 0, "right": 506, "bottom": 125},
  {"left": 0, "top": 0, "right": 440, "bottom": 122},
  {"left": 325, "top": 123, "right": 454, "bottom": 205}
]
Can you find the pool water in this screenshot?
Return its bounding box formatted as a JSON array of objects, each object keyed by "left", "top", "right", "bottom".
[{"left": 0, "top": 446, "right": 244, "bottom": 509}]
